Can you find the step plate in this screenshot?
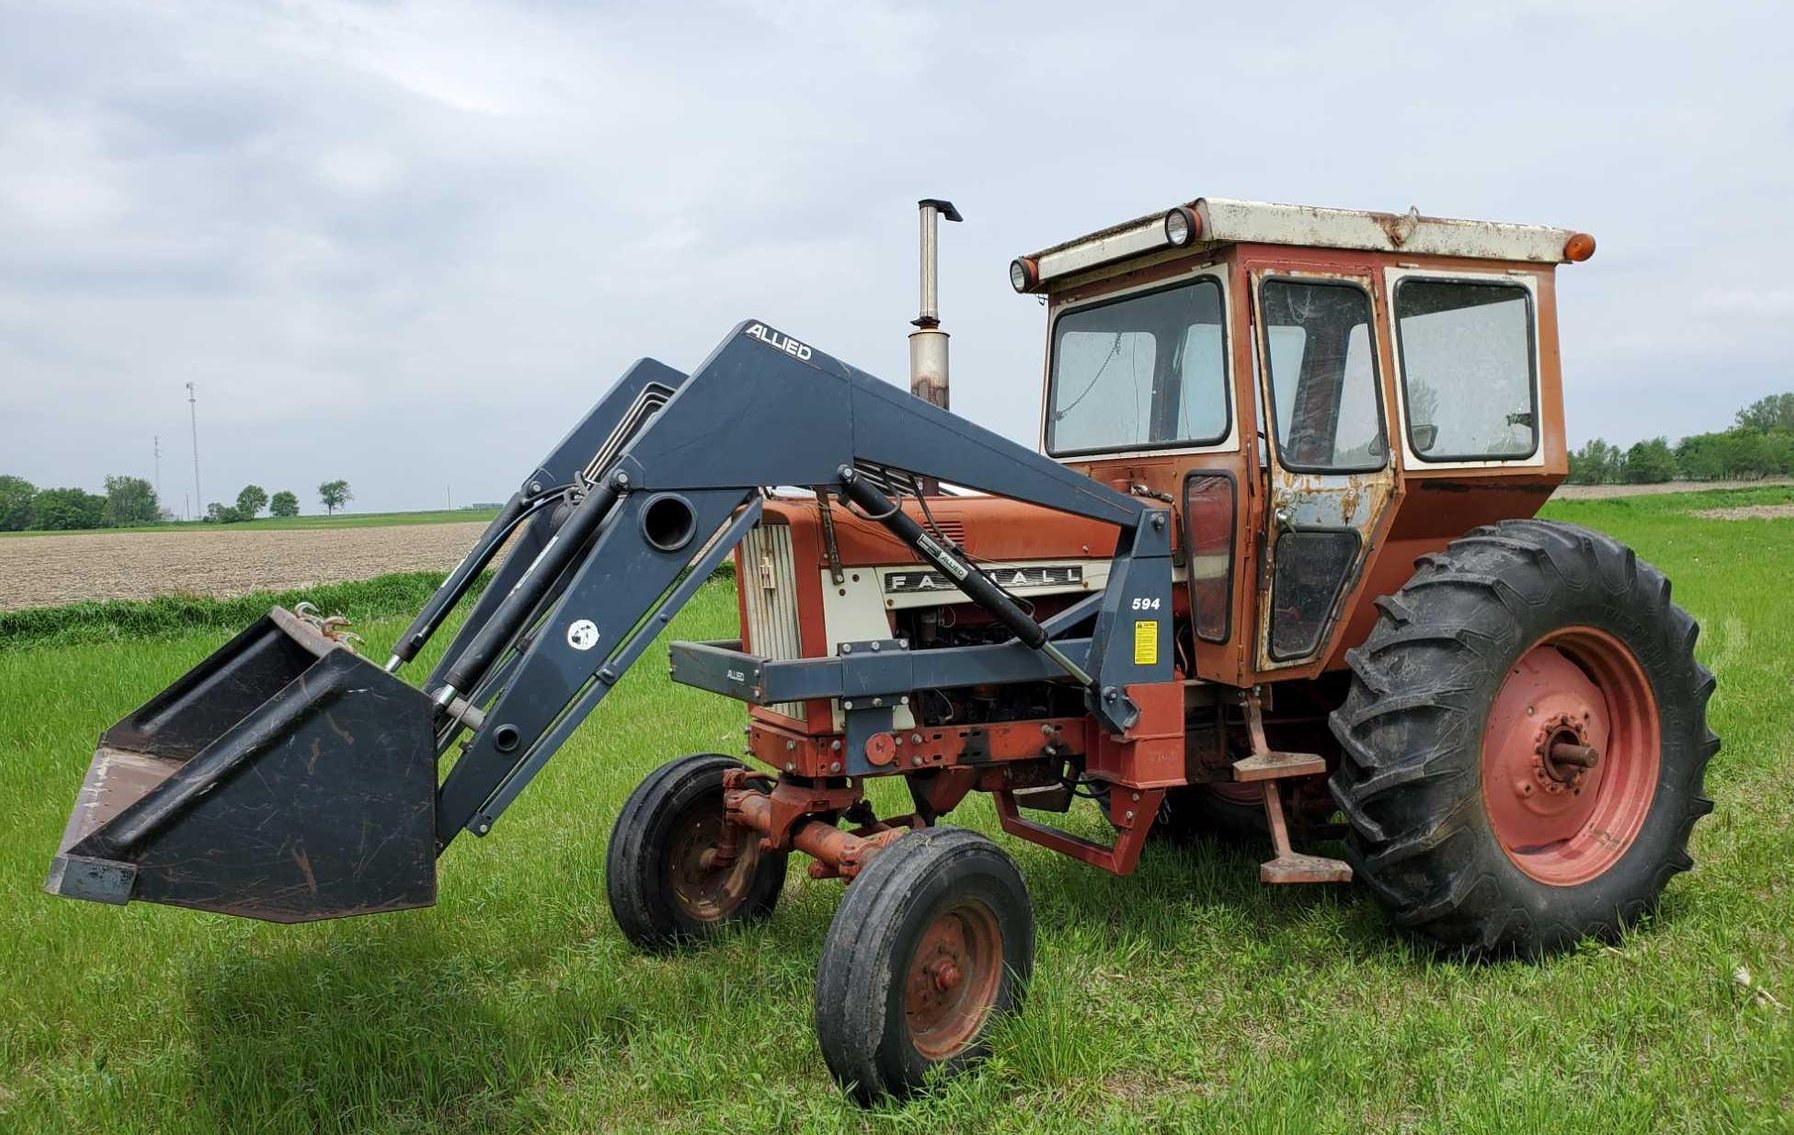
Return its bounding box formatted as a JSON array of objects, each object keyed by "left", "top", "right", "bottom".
[
  {"left": 1233, "top": 750, "right": 1327, "bottom": 782},
  {"left": 1261, "top": 852, "right": 1353, "bottom": 884}
]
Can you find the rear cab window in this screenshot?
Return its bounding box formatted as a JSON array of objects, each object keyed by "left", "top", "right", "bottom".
[{"left": 1393, "top": 278, "right": 1539, "bottom": 461}]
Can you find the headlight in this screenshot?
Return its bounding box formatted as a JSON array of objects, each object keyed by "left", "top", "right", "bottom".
[
  {"left": 1163, "top": 206, "right": 1200, "bottom": 247},
  {"left": 1009, "top": 257, "right": 1038, "bottom": 293}
]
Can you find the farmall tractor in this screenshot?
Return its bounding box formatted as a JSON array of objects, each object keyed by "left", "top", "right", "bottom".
[{"left": 49, "top": 197, "right": 1716, "bottom": 1100}]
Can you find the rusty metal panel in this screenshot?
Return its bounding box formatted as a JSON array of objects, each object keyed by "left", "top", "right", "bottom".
[{"left": 1196, "top": 198, "right": 1578, "bottom": 264}]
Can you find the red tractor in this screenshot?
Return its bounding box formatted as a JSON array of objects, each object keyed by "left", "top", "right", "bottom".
[{"left": 51, "top": 198, "right": 1716, "bottom": 1102}]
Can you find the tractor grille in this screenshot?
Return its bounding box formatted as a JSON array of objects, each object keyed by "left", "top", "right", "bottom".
[{"left": 740, "top": 524, "right": 806, "bottom": 721}]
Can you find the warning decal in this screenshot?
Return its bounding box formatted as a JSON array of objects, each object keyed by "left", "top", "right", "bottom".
[{"left": 1133, "top": 620, "right": 1159, "bottom": 666}]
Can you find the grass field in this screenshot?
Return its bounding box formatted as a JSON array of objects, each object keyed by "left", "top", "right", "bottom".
[
  {"left": 0, "top": 507, "right": 502, "bottom": 539},
  {"left": 0, "top": 491, "right": 1789, "bottom": 1132}
]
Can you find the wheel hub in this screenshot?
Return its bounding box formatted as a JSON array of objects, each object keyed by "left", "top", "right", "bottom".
[
  {"left": 904, "top": 901, "right": 1003, "bottom": 1061},
  {"left": 1531, "top": 714, "right": 1597, "bottom": 794},
  {"left": 667, "top": 807, "right": 760, "bottom": 922}
]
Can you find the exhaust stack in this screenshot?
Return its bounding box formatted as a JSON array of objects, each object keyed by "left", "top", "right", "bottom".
[{"left": 908, "top": 198, "right": 962, "bottom": 409}]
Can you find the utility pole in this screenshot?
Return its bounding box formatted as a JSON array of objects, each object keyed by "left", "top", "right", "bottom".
[{"left": 186, "top": 382, "right": 202, "bottom": 519}]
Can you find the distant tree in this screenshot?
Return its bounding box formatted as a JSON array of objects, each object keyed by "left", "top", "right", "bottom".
[
  {"left": 102, "top": 475, "right": 160, "bottom": 527},
  {"left": 1724, "top": 427, "right": 1776, "bottom": 480},
  {"left": 1735, "top": 392, "right": 1794, "bottom": 433},
  {"left": 1623, "top": 437, "right": 1677, "bottom": 484},
  {"left": 1674, "top": 432, "right": 1728, "bottom": 481},
  {"left": 235, "top": 484, "right": 269, "bottom": 520},
  {"left": 0, "top": 475, "right": 35, "bottom": 531},
  {"left": 1567, "top": 438, "right": 1624, "bottom": 485},
  {"left": 206, "top": 502, "right": 246, "bottom": 524},
  {"left": 318, "top": 479, "right": 352, "bottom": 516},
  {"left": 269, "top": 490, "right": 299, "bottom": 517},
  {"left": 34, "top": 487, "right": 107, "bottom": 530},
  {"left": 1767, "top": 430, "right": 1794, "bottom": 476}
]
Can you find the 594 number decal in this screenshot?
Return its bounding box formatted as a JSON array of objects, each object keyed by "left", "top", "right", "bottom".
[{"left": 1130, "top": 596, "right": 1162, "bottom": 611}]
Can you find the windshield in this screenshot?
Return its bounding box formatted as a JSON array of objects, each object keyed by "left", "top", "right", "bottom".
[{"left": 1046, "top": 277, "right": 1229, "bottom": 456}]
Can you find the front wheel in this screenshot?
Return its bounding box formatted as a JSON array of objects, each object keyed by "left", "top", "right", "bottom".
[
  {"left": 1330, "top": 520, "right": 1718, "bottom": 956},
  {"left": 605, "top": 754, "right": 787, "bottom": 951},
  {"left": 814, "top": 827, "right": 1033, "bottom": 1102}
]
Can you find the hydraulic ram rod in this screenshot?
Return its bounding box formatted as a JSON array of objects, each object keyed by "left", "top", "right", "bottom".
[
  {"left": 836, "top": 465, "right": 1094, "bottom": 688},
  {"left": 433, "top": 477, "right": 622, "bottom": 708}
]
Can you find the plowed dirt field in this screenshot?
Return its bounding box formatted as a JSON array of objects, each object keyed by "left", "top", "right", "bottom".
[{"left": 0, "top": 522, "right": 491, "bottom": 610}]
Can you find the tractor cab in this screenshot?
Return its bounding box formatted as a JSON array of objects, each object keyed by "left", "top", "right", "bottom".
[{"left": 1010, "top": 199, "right": 1595, "bottom": 685}]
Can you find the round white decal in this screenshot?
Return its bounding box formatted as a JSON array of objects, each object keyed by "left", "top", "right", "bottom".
[{"left": 566, "top": 619, "right": 600, "bottom": 651}]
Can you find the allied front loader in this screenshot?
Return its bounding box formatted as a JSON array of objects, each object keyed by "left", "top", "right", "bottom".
[{"left": 49, "top": 197, "right": 1717, "bottom": 1101}]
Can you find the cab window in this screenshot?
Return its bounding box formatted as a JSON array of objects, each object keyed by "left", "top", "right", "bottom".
[
  {"left": 1394, "top": 279, "right": 1537, "bottom": 461},
  {"left": 1258, "top": 279, "right": 1386, "bottom": 472},
  {"left": 1046, "top": 278, "right": 1229, "bottom": 456}
]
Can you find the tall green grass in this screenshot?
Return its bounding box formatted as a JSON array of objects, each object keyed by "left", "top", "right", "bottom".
[
  {"left": 0, "top": 502, "right": 1789, "bottom": 1131},
  {"left": 0, "top": 573, "right": 471, "bottom": 652}
]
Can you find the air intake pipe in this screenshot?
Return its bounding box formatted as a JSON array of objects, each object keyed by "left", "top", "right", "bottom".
[{"left": 908, "top": 198, "right": 961, "bottom": 410}]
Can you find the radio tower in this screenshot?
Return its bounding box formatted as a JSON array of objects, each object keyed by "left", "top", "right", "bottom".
[
  {"left": 186, "top": 383, "right": 202, "bottom": 519},
  {"left": 153, "top": 435, "right": 162, "bottom": 504}
]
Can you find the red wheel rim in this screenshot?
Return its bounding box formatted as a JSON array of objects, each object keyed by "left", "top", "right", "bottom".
[
  {"left": 1481, "top": 626, "right": 1660, "bottom": 886},
  {"left": 666, "top": 804, "right": 760, "bottom": 922},
  {"left": 904, "top": 899, "right": 1004, "bottom": 1061}
]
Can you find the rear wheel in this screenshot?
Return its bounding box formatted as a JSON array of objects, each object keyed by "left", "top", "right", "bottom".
[
  {"left": 1330, "top": 519, "right": 1717, "bottom": 956},
  {"left": 605, "top": 754, "right": 787, "bottom": 951},
  {"left": 814, "top": 827, "right": 1033, "bottom": 1102}
]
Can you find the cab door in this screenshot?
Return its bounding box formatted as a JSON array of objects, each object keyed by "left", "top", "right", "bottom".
[{"left": 1249, "top": 268, "right": 1396, "bottom": 671}]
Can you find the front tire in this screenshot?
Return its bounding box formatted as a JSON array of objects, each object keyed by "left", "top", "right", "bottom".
[
  {"left": 1330, "top": 519, "right": 1717, "bottom": 956},
  {"left": 605, "top": 754, "right": 787, "bottom": 951},
  {"left": 814, "top": 827, "right": 1033, "bottom": 1102}
]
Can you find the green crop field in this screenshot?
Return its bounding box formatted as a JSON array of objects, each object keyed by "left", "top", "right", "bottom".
[{"left": 0, "top": 490, "right": 1789, "bottom": 1132}]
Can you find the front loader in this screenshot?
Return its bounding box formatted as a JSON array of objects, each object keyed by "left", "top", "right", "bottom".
[{"left": 49, "top": 197, "right": 1717, "bottom": 1102}]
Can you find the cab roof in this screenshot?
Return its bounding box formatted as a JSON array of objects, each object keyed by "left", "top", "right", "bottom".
[{"left": 1014, "top": 197, "right": 1594, "bottom": 295}]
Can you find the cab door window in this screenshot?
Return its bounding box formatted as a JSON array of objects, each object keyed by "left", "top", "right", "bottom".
[{"left": 1259, "top": 280, "right": 1386, "bottom": 472}]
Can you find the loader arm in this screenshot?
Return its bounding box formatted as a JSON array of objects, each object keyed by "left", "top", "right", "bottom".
[{"left": 46, "top": 318, "right": 1171, "bottom": 922}]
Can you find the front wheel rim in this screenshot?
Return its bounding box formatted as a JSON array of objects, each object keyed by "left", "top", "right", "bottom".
[
  {"left": 665, "top": 802, "right": 761, "bottom": 922},
  {"left": 904, "top": 899, "right": 1004, "bottom": 1061},
  {"left": 1481, "top": 626, "right": 1661, "bottom": 886}
]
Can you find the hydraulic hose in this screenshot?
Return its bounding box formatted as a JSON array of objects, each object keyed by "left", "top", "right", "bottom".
[{"left": 837, "top": 465, "right": 1093, "bottom": 688}]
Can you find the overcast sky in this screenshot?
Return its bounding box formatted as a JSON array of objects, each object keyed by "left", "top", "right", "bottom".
[{"left": 2, "top": 1, "right": 1788, "bottom": 513}]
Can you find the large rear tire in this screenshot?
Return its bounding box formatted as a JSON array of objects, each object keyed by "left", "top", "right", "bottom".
[
  {"left": 605, "top": 754, "right": 787, "bottom": 951},
  {"left": 1329, "top": 520, "right": 1717, "bottom": 956}
]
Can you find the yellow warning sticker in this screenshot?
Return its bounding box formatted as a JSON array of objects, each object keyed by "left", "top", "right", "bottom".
[{"left": 1133, "top": 620, "right": 1159, "bottom": 666}]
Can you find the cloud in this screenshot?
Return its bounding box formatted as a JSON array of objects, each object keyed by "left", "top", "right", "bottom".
[{"left": 0, "top": 0, "right": 1788, "bottom": 509}]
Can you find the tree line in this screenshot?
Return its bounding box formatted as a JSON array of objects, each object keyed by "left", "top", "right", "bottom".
[
  {"left": 0, "top": 475, "right": 355, "bottom": 531},
  {"left": 1568, "top": 392, "right": 1794, "bottom": 485}
]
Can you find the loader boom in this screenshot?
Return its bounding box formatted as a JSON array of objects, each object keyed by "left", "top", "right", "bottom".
[{"left": 47, "top": 317, "right": 1170, "bottom": 920}]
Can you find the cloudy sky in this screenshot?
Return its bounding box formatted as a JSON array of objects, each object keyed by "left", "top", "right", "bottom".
[{"left": 1, "top": 0, "right": 1788, "bottom": 513}]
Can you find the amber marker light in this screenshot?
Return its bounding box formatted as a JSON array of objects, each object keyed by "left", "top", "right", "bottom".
[{"left": 1564, "top": 232, "right": 1597, "bottom": 262}]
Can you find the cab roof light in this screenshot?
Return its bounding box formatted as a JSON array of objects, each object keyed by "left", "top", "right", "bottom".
[{"left": 1563, "top": 232, "right": 1597, "bottom": 262}]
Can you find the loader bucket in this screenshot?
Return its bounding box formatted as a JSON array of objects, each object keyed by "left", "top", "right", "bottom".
[{"left": 46, "top": 607, "right": 439, "bottom": 923}]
